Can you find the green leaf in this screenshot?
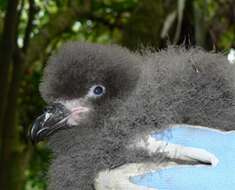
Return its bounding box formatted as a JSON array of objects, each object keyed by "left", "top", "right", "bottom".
[{"left": 0, "top": 0, "right": 7, "bottom": 10}]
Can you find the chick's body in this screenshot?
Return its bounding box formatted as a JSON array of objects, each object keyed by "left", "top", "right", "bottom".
[{"left": 37, "top": 42, "right": 235, "bottom": 190}]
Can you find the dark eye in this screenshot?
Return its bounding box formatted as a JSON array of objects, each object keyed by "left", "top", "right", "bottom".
[
  {"left": 87, "top": 85, "right": 106, "bottom": 98},
  {"left": 94, "top": 86, "right": 103, "bottom": 95}
]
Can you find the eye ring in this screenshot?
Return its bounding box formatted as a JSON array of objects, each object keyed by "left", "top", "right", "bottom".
[{"left": 87, "top": 85, "right": 106, "bottom": 98}]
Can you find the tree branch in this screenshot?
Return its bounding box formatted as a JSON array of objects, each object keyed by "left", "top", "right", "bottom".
[
  {"left": 23, "top": 0, "right": 37, "bottom": 53},
  {"left": 0, "top": 0, "right": 20, "bottom": 187},
  {"left": 0, "top": 0, "right": 19, "bottom": 134}
]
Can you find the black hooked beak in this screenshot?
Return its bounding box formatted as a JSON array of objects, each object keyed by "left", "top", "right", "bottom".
[{"left": 30, "top": 103, "right": 70, "bottom": 143}]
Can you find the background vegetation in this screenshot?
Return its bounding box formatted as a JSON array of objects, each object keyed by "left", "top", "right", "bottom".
[{"left": 0, "top": 0, "right": 234, "bottom": 189}]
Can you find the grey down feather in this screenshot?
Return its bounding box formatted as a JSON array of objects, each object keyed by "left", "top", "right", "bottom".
[{"left": 34, "top": 42, "right": 235, "bottom": 190}]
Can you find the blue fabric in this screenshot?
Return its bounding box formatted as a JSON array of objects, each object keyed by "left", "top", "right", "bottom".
[{"left": 132, "top": 125, "right": 235, "bottom": 189}]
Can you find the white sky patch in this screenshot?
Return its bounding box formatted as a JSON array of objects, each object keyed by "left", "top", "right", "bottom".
[
  {"left": 228, "top": 48, "right": 235, "bottom": 64},
  {"left": 72, "top": 21, "right": 82, "bottom": 32},
  {"left": 17, "top": 38, "right": 23, "bottom": 48}
]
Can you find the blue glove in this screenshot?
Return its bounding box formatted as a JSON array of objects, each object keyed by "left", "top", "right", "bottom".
[{"left": 132, "top": 125, "right": 235, "bottom": 190}]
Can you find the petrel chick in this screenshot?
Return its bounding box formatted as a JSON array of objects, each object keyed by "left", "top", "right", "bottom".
[{"left": 31, "top": 42, "right": 235, "bottom": 190}]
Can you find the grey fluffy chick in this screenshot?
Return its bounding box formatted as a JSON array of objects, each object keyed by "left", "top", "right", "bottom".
[{"left": 31, "top": 42, "right": 235, "bottom": 190}]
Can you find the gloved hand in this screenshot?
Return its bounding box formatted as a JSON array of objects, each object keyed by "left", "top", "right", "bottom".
[{"left": 132, "top": 125, "right": 235, "bottom": 190}]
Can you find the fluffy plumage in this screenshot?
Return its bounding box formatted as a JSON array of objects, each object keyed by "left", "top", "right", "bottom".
[{"left": 37, "top": 42, "right": 235, "bottom": 190}]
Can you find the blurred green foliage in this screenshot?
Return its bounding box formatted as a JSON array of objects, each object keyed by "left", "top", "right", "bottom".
[{"left": 24, "top": 146, "right": 51, "bottom": 190}]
